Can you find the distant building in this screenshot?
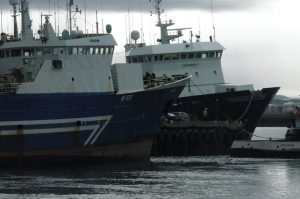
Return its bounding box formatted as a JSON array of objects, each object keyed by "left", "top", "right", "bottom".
[
  {"left": 283, "top": 102, "right": 296, "bottom": 113},
  {"left": 268, "top": 104, "right": 278, "bottom": 113}
]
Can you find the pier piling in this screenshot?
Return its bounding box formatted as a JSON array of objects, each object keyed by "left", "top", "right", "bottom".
[{"left": 151, "top": 121, "right": 247, "bottom": 156}]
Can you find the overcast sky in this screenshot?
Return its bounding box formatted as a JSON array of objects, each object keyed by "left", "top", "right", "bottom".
[
  {"left": 1, "top": 0, "right": 300, "bottom": 97},
  {"left": 0, "top": 0, "right": 277, "bottom": 11}
]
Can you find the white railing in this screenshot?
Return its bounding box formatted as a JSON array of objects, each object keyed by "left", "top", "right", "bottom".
[{"left": 0, "top": 83, "right": 21, "bottom": 94}]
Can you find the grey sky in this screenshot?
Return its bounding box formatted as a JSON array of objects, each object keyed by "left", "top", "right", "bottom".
[{"left": 0, "top": 0, "right": 275, "bottom": 12}]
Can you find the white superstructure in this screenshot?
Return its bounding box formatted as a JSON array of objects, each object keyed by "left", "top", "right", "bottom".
[
  {"left": 0, "top": 0, "right": 118, "bottom": 94},
  {"left": 125, "top": 0, "right": 254, "bottom": 97},
  {"left": 0, "top": 0, "right": 190, "bottom": 96}
]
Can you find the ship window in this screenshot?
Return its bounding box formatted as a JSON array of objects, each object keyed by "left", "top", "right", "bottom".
[
  {"left": 0, "top": 51, "right": 4, "bottom": 58},
  {"left": 195, "top": 72, "right": 199, "bottom": 77},
  {"left": 72, "top": 47, "right": 77, "bottom": 55},
  {"left": 164, "top": 54, "right": 171, "bottom": 61},
  {"left": 138, "top": 56, "right": 144, "bottom": 62},
  {"left": 217, "top": 51, "right": 222, "bottom": 58},
  {"left": 226, "top": 88, "right": 235, "bottom": 92},
  {"left": 102, "top": 48, "right": 107, "bottom": 55},
  {"left": 82, "top": 47, "right": 88, "bottom": 55},
  {"left": 196, "top": 52, "right": 202, "bottom": 59},
  {"left": 53, "top": 48, "right": 59, "bottom": 56},
  {"left": 154, "top": 55, "right": 159, "bottom": 61},
  {"left": 145, "top": 56, "right": 152, "bottom": 62},
  {"left": 11, "top": 49, "right": 21, "bottom": 57},
  {"left": 132, "top": 57, "right": 138, "bottom": 63},
  {"left": 208, "top": 52, "right": 215, "bottom": 58},
  {"left": 23, "top": 58, "right": 36, "bottom": 66},
  {"left": 94, "top": 47, "right": 98, "bottom": 54},
  {"left": 43, "top": 48, "right": 52, "bottom": 55},
  {"left": 181, "top": 53, "right": 187, "bottom": 59},
  {"left": 159, "top": 55, "right": 163, "bottom": 61},
  {"left": 171, "top": 54, "right": 179, "bottom": 60},
  {"left": 214, "top": 70, "right": 217, "bottom": 75},
  {"left": 6, "top": 50, "right": 10, "bottom": 58},
  {"left": 188, "top": 53, "right": 195, "bottom": 59},
  {"left": 78, "top": 47, "right": 83, "bottom": 55},
  {"left": 23, "top": 48, "right": 35, "bottom": 57},
  {"left": 89, "top": 47, "right": 94, "bottom": 55},
  {"left": 107, "top": 47, "right": 113, "bottom": 54},
  {"left": 36, "top": 48, "right": 42, "bottom": 56},
  {"left": 98, "top": 48, "right": 102, "bottom": 54},
  {"left": 202, "top": 53, "right": 207, "bottom": 59}
]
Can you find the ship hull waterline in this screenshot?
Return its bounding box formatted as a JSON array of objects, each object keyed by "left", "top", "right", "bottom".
[
  {"left": 171, "top": 87, "right": 280, "bottom": 134},
  {"left": 0, "top": 78, "right": 188, "bottom": 167}
]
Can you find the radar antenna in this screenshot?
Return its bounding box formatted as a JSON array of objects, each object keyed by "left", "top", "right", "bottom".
[{"left": 150, "top": 0, "right": 190, "bottom": 44}]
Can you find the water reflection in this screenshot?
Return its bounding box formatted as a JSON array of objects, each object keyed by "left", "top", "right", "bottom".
[{"left": 0, "top": 157, "right": 299, "bottom": 199}]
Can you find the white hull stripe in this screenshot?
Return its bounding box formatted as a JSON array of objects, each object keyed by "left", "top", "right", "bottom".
[
  {"left": 84, "top": 125, "right": 102, "bottom": 147},
  {"left": 0, "top": 116, "right": 113, "bottom": 126},
  {"left": 0, "top": 125, "right": 98, "bottom": 136},
  {"left": 84, "top": 116, "right": 113, "bottom": 146},
  {"left": 91, "top": 118, "right": 111, "bottom": 145}
]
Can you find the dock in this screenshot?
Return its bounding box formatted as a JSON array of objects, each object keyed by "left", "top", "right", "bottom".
[{"left": 151, "top": 121, "right": 249, "bottom": 156}]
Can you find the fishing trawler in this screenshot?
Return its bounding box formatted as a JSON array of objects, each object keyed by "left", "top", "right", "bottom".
[
  {"left": 0, "top": 0, "right": 190, "bottom": 167},
  {"left": 125, "top": 0, "right": 279, "bottom": 135},
  {"left": 231, "top": 115, "right": 300, "bottom": 158}
]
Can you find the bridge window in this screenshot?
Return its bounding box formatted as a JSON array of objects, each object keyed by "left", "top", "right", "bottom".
[
  {"left": 0, "top": 51, "right": 4, "bottom": 58},
  {"left": 226, "top": 88, "right": 235, "bottom": 92},
  {"left": 102, "top": 48, "right": 107, "bottom": 55},
  {"left": 132, "top": 57, "right": 138, "bottom": 63},
  {"left": 11, "top": 49, "right": 21, "bottom": 57},
  {"left": 107, "top": 47, "right": 114, "bottom": 54},
  {"left": 43, "top": 48, "right": 52, "bottom": 55},
  {"left": 36, "top": 48, "right": 42, "bottom": 56},
  {"left": 188, "top": 53, "right": 195, "bottom": 59},
  {"left": 23, "top": 48, "right": 35, "bottom": 57},
  {"left": 78, "top": 47, "right": 83, "bottom": 55},
  {"left": 202, "top": 53, "right": 207, "bottom": 59},
  {"left": 89, "top": 47, "right": 94, "bottom": 55},
  {"left": 138, "top": 56, "right": 144, "bottom": 62},
  {"left": 53, "top": 48, "right": 59, "bottom": 56},
  {"left": 23, "top": 58, "right": 36, "bottom": 66},
  {"left": 171, "top": 54, "right": 179, "bottom": 60},
  {"left": 145, "top": 56, "right": 152, "bottom": 62},
  {"left": 164, "top": 54, "right": 171, "bottom": 61},
  {"left": 208, "top": 52, "right": 215, "bottom": 58},
  {"left": 217, "top": 51, "right": 223, "bottom": 58},
  {"left": 181, "top": 53, "right": 187, "bottom": 59},
  {"left": 196, "top": 53, "right": 202, "bottom": 59}
]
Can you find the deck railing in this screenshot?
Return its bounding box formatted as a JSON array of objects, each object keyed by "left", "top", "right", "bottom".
[{"left": 143, "top": 75, "right": 187, "bottom": 89}]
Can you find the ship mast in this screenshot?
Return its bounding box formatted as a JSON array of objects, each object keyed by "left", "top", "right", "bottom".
[
  {"left": 9, "top": 0, "right": 19, "bottom": 39},
  {"left": 20, "top": 0, "right": 33, "bottom": 40},
  {"left": 152, "top": 0, "right": 184, "bottom": 44},
  {"left": 68, "top": 0, "right": 81, "bottom": 33}
]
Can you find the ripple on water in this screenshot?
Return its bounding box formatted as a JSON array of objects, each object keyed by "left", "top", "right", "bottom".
[{"left": 0, "top": 156, "right": 300, "bottom": 199}]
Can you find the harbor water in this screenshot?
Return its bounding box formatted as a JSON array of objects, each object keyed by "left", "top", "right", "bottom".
[{"left": 0, "top": 128, "right": 299, "bottom": 199}]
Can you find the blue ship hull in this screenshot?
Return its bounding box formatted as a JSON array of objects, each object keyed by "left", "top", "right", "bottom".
[{"left": 0, "top": 84, "right": 185, "bottom": 166}]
